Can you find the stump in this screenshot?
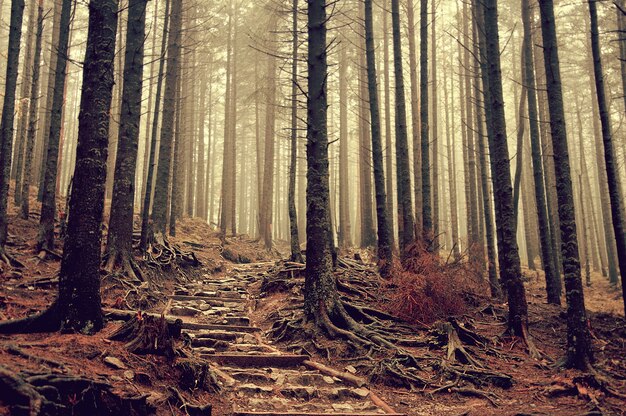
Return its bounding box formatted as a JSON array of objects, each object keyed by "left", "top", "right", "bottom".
[{"left": 109, "top": 312, "right": 180, "bottom": 358}]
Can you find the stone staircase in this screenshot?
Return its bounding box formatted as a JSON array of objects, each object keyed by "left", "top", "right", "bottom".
[{"left": 166, "top": 262, "right": 405, "bottom": 416}]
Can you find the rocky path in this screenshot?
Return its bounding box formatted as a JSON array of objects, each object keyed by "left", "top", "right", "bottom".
[{"left": 166, "top": 262, "right": 405, "bottom": 416}]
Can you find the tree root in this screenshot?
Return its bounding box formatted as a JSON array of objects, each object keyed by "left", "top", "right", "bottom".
[
  {"left": 0, "top": 303, "right": 61, "bottom": 334},
  {"left": 104, "top": 249, "right": 144, "bottom": 283},
  {"left": 145, "top": 231, "right": 200, "bottom": 271},
  {"left": 430, "top": 382, "right": 500, "bottom": 407},
  {"left": 0, "top": 246, "right": 25, "bottom": 269},
  {"left": 167, "top": 386, "right": 212, "bottom": 416}
]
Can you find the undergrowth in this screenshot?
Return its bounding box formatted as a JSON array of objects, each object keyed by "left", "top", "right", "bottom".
[{"left": 380, "top": 242, "right": 486, "bottom": 325}]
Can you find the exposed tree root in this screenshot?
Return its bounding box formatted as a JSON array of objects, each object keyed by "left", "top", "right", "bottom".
[
  {"left": 144, "top": 231, "right": 200, "bottom": 273},
  {"left": 104, "top": 248, "right": 144, "bottom": 283},
  {"left": 0, "top": 246, "right": 25, "bottom": 269},
  {"left": 0, "top": 302, "right": 61, "bottom": 334},
  {"left": 167, "top": 386, "right": 212, "bottom": 416}
]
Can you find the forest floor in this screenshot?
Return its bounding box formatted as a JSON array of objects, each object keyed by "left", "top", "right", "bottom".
[{"left": 0, "top": 194, "right": 625, "bottom": 415}]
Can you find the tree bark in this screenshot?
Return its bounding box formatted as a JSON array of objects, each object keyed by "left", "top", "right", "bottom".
[
  {"left": 406, "top": 0, "right": 420, "bottom": 238},
  {"left": 140, "top": 0, "right": 170, "bottom": 249},
  {"left": 151, "top": 0, "right": 182, "bottom": 235},
  {"left": 37, "top": 0, "right": 71, "bottom": 253},
  {"left": 521, "top": 0, "right": 560, "bottom": 304},
  {"left": 19, "top": 0, "right": 44, "bottom": 219},
  {"left": 480, "top": 0, "right": 528, "bottom": 334},
  {"left": 393, "top": 0, "right": 415, "bottom": 257},
  {"left": 588, "top": 0, "right": 626, "bottom": 316},
  {"left": 364, "top": 0, "right": 392, "bottom": 276},
  {"left": 105, "top": 0, "right": 147, "bottom": 278},
  {"left": 538, "top": 0, "right": 593, "bottom": 369},
  {"left": 0, "top": 0, "right": 25, "bottom": 262}
]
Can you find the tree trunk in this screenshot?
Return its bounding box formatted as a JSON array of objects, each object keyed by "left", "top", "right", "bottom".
[
  {"left": 521, "top": 0, "right": 560, "bottom": 304},
  {"left": 57, "top": 0, "right": 119, "bottom": 333},
  {"left": 260, "top": 15, "right": 277, "bottom": 250},
  {"left": 588, "top": 0, "right": 626, "bottom": 316},
  {"left": 19, "top": 0, "right": 43, "bottom": 219},
  {"left": 393, "top": 0, "right": 415, "bottom": 257},
  {"left": 445, "top": 62, "right": 460, "bottom": 259},
  {"left": 538, "top": 0, "right": 593, "bottom": 369},
  {"left": 419, "top": 0, "right": 431, "bottom": 244},
  {"left": 430, "top": 0, "right": 439, "bottom": 249},
  {"left": 338, "top": 45, "right": 352, "bottom": 248},
  {"left": 195, "top": 71, "right": 207, "bottom": 219},
  {"left": 406, "top": 0, "right": 420, "bottom": 238},
  {"left": 0, "top": 0, "right": 25, "bottom": 262},
  {"left": 12, "top": 0, "right": 36, "bottom": 205},
  {"left": 288, "top": 0, "right": 302, "bottom": 261},
  {"left": 139, "top": 0, "right": 170, "bottom": 249},
  {"left": 480, "top": 0, "right": 528, "bottom": 334},
  {"left": 151, "top": 0, "right": 182, "bottom": 235},
  {"left": 105, "top": 0, "right": 147, "bottom": 279},
  {"left": 36, "top": 0, "right": 71, "bottom": 253},
  {"left": 364, "top": 0, "right": 392, "bottom": 276}
]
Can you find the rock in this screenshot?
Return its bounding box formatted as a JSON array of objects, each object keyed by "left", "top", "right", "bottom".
[
  {"left": 352, "top": 387, "right": 370, "bottom": 398},
  {"left": 243, "top": 334, "right": 257, "bottom": 344},
  {"left": 281, "top": 385, "right": 317, "bottom": 400},
  {"left": 103, "top": 356, "right": 127, "bottom": 370},
  {"left": 322, "top": 376, "right": 335, "bottom": 384},
  {"left": 198, "top": 303, "right": 211, "bottom": 311},
  {"left": 345, "top": 365, "right": 357, "bottom": 374},
  {"left": 238, "top": 383, "right": 273, "bottom": 394},
  {"left": 170, "top": 306, "right": 200, "bottom": 316},
  {"left": 332, "top": 403, "right": 354, "bottom": 412},
  {"left": 123, "top": 370, "right": 135, "bottom": 380},
  {"left": 134, "top": 372, "right": 152, "bottom": 386}
]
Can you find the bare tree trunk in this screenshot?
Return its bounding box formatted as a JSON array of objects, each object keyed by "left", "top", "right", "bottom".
[
  {"left": 12, "top": 0, "right": 36, "bottom": 205},
  {"left": 406, "top": 0, "right": 420, "bottom": 237},
  {"left": 19, "top": 0, "right": 43, "bottom": 220},
  {"left": 36, "top": 0, "right": 71, "bottom": 253},
  {"left": 139, "top": 0, "right": 170, "bottom": 249},
  {"left": 393, "top": 0, "right": 415, "bottom": 257},
  {"left": 219, "top": 7, "right": 233, "bottom": 237},
  {"left": 522, "top": 0, "right": 560, "bottom": 304},
  {"left": 588, "top": 0, "right": 626, "bottom": 315},
  {"left": 151, "top": 0, "right": 182, "bottom": 235},
  {"left": 430, "top": 0, "right": 439, "bottom": 249},
  {"left": 288, "top": 0, "right": 302, "bottom": 261},
  {"left": 480, "top": 0, "right": 528, "bottom": 334},
  {"left": 338, "top": 45, "right": 352, "bottom": 248},
  {"left": 364, "top": 0, "right": 392, "bottom": 276},
  {"left": 444, "top": 59, "right": 459, "bottom": 259},
  {"left": 538, "top": 0, "right": 593, "bottom": 369},
  {"left": 0, "top": 0, "right": 25, "bottom": 264},
  {"left": 105, "top": 0, "right": 147, "bottom": 279}
]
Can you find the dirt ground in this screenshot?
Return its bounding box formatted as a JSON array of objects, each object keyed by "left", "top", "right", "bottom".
[{"left": 0, "top": 194, "right": 625, "bottom": 415}]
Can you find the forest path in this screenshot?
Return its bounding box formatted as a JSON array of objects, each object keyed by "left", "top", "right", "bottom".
[{"left": 166, "top": 261, "right": 406, "bottom": 416}]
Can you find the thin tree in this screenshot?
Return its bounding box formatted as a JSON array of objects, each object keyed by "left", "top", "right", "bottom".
[
  {"left": 0, "top": 0, "right": 25, "bottom": 266},
  {"left": 140, "top": 0, "right": 170, "bottom": 250},
  {"left": 588, "top": 0, "right": 626, "bottom": 316},
  {"left": 37, "top": 0, "right": 71, "bottom": 254},
  {"left": 480, "top": 0, "right": 529, "bottom": 335},
  {"left": 419, "top": 0, "right": 431, "bottom": 243},
  {"left": 19, "top": 0, "right": 44, "bottom": 219},
  {"left": 105, "top": 0, "right": 147, "bottom": 280},
  {"left": 151, "top": 0, "right": 182, "bottom": 235},
  {"left": 0, "top": 0, "right": 119, "bottom": 334},
  {"left": 392, "top": 0, "right": 415, "bottom": 256},
  {"left": 364, "top": 0, "right": 392, "bottom": 276},
  {"left": 338, "top": 44, "right": 352, "bottom": 248},
  {"left": 538, "top": 0, "right": 593, "bottom": 368},
  {"left": 521, "top": 0, "right": 560, "bottom": 304},
  {"left": 288, "top": 0, "right": 302, "bottom": 262}
]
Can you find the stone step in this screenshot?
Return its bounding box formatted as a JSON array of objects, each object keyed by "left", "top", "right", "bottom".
[
  {"left": 201, "top": 353, "right": 309, "bottom": 368},
  {"left": 233, "top": 412, "right": 404, "bottom": 416},
  {"left": 186, "top": 330, "right": 250, "bottom": 341},
  {"left": 182, "top": 322, "right": 260, "bottom": 333},
  {"left": 235, "top": 384, "right": 371, "bottom": 401},
  {"left": 226, "top": 369, "right": 339, "bottom": 386},
  {"left": 170, "top": 294, "right": 247, "bottom": 304}
]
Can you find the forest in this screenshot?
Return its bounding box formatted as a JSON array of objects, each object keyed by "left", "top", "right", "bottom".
[{"left": 0, "top": 0, "right": 625, "bottom": 414}]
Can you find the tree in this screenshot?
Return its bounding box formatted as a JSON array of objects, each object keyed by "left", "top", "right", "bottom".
[
  {"left": 393, "top": 0, "right": 415, "bottom": 256},
  {"left": 480, "top": 0, "right": 528, "bottom": 335},
  {"left": 105, "top": 0, "right": 148, "bottom": 280},
  {"left": 338, "top": 44, "right": 352, "bottom": 248},
  {"left": 419, "top": 0, "right": 431, "bottom": 243},
  {"left": 588, "top": 0, "right": 626, "bottom": 316},
  {"left": 288, "top": 0, "right": 302, "bottom": 262},
  {"left": 0, "top": 0, "right": 119, "bottom": 334},
  {"left": 0, "top": 0, "right": 25, "bottom": 266},
  {"left": 151, "top": 0, "right": 182, "bottom": 235},
  {"left": 19, "top": 0, "right": 44, "bottom": 219},
  {"left": 364, "top": 0, "right": 392, "bottom": 276},
  {"left": 36, "top": 0, "right": 72, "bottom": 254},
  {"left": 521, "top": 0, "right": 560, "bottom": 304},
  {"left": 140, "top": 0, "right": 170, "bottom": 250},
  {"left": 538, "top": 0, "right": 593, "bottom": 369}
]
